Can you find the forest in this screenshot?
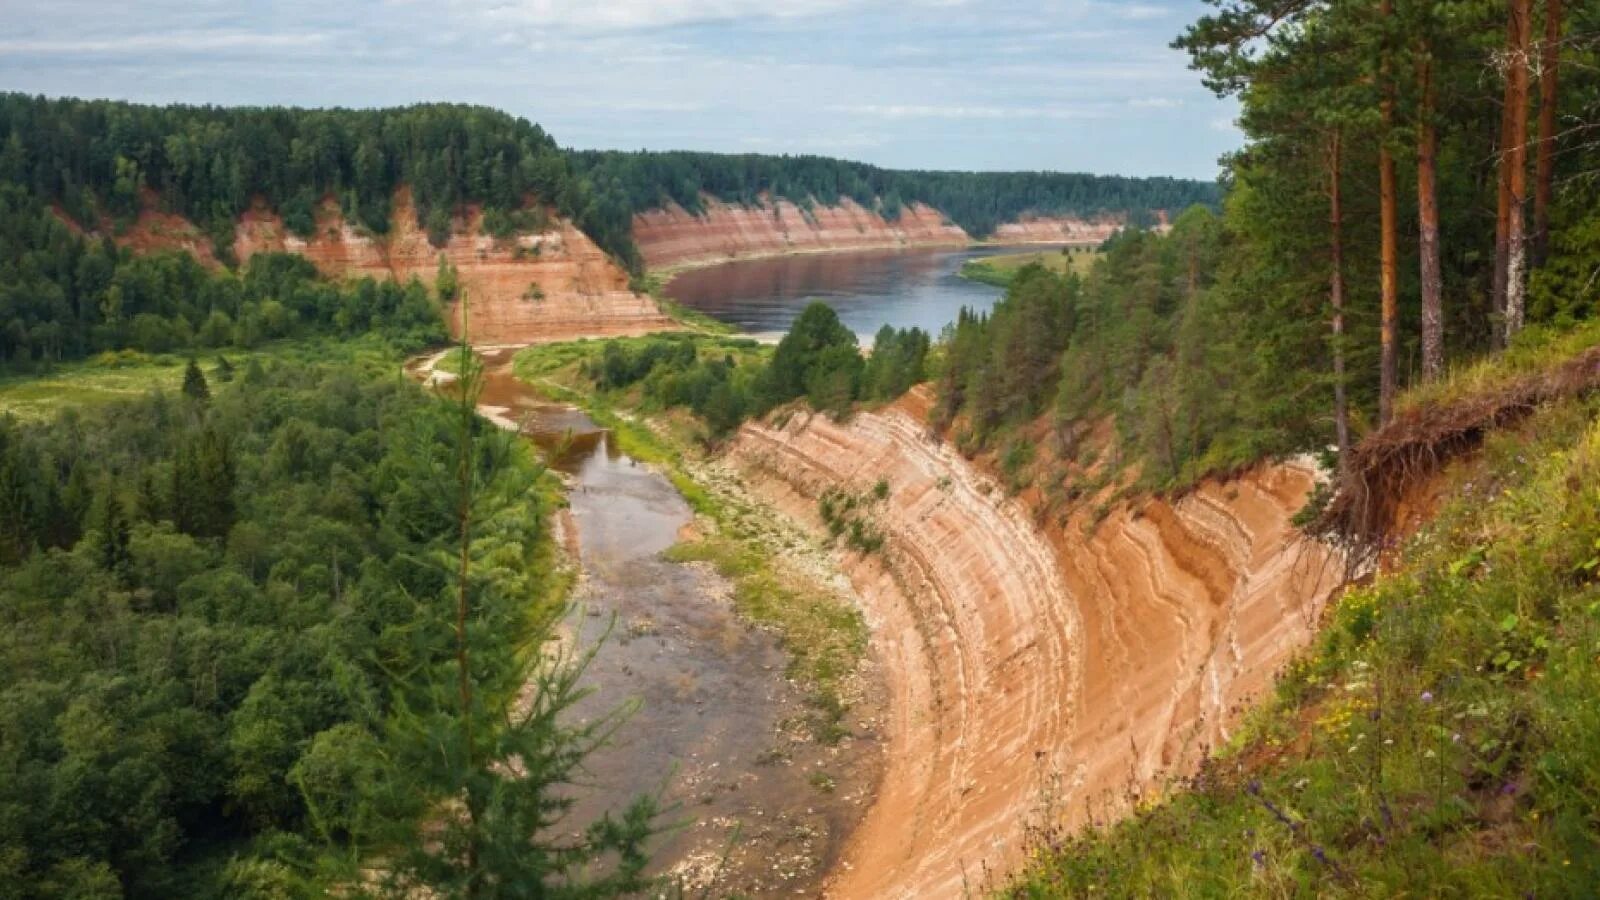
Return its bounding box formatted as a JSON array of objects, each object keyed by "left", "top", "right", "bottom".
[
  {"left": 583, "top": 308, "right": 929, "bottom": 437},
  {"left": 934, "top": 0, "right": 1600, "bottom": 493},
  {"left": 0, "top": 95, "right": 639, "bottom": 266},
  {"left": 570, "top": 149, "right": 1220, "bottom": 237},
  {"left": 0, "top": 354, "right": 658, "bottom": 895}
]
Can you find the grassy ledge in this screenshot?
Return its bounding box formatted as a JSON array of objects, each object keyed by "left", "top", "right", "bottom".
[{"left": 958, "top": 248, "right": 1101, "bottom": 287}]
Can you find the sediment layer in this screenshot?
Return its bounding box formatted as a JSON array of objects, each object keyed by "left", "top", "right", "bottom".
[{"left": 724, "top": 398, "right": 1343, "bottom": 898}]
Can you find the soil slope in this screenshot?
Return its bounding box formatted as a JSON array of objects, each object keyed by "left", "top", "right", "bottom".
[
  {"left": 723, "top": 396, "right": 1344, "bottom": 898},
  {"left": 632, "top": 196, "right": 970, "bottom": 270},
  {"left": 100, "top": 190, "right": 674, "bottom": 345},
  {"left": 632, "top": 195, "right": 1153, "bottom": 270}
]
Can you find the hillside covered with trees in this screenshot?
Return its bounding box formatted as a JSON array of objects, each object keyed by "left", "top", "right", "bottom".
[
  {"left": 570, "top": 149, "right": 1220, "bottom": 237},
  {"left": 0, "top": 354, "right": 659, "bottom": 895},
  {"left": 0, "top": 95, "right": 635, "bottom": 263},
  {"left": 931, "top": 0, "right": 1600, "bottom": 496}
]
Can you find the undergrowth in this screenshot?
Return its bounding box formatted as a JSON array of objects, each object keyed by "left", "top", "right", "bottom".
[{"left": 1006, "top": 394, "right": 1600, "bottom": 897}]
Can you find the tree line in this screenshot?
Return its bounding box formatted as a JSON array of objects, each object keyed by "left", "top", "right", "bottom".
[
  {"left": 935, "top": 1, "right": 1599, "bottom": 490},
  {"left": 584, "top": 308, "right": 929, "bottom": 438},
  {"left": 568, "top": 149, "right": 1220, "bottom": 238},
  {"left": 1174, "top": 0, "right": 1600, "bottom": 463},
  {"left": 0, "top": 94, "right": 639, "bottom": 266}
]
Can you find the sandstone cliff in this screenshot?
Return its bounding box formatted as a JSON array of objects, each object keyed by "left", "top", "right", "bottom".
[
  {"left": 723, "top": 398, "right": 1343, "bottom": 899},
  {"left": 99, "top": 190, "right": 674, "bottom": 346},
  {"left": 631, "top": 195, "right": 1160, "bottom": 270},
  {"left": 632, "top": 196, "right": 969, "bottom": 270},
  {"left": 990, "top": 215, "right": 1127, "bottom": 245}
]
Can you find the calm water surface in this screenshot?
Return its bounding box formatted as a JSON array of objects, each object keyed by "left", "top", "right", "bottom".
[{"left": 665, "top": 245, "right": 1049, "bottom": 339}]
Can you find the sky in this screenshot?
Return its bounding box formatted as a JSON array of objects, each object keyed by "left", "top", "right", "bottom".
[{"left": 0, "top": 0, "right": 1242, "bottom": 180}]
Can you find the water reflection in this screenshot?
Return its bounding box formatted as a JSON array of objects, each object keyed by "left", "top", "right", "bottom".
[{"left": 665, "top": 245, "right": 1044, "bottom": 339}]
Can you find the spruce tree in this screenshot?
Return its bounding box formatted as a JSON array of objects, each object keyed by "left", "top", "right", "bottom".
[{"left": 182, "top": 358, "right": 210, "bottom": 402}]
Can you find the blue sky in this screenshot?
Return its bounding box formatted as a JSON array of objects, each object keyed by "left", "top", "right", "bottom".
[{"left": 0, "top": 0, "right": 1241, "bottom": 180}]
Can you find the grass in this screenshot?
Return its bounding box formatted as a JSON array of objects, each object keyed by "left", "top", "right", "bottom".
[
  {"left": 1006, "top": 382, "right": 1600, "bottom": 895},
  {"left": 0, "top": 336, "right": 413, "bottom": 422},
  {"left": 959, "top": 248, "right": 1101, "bottom": 287},
  {"left": 510, "top": 335, "right": 868, "bottom": 742},
  {"left": 1397, "top": 318, "right": 1600, "bottom": 414}
]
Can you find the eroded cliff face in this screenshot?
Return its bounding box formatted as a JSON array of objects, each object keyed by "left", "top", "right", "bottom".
[
  {"left": 235, "top": 190, "right": 673, "bottom": 344},
  {"left": 95, "top": 189, "right": 674, "bottom": 345},
  {"left": 631, "top": 195, "right": 1157, "bottom": 270},
  {"left": 632, "top": 196, "right": 970, "bottom": 270},
  {"left": 990, "top": 214, "right": 1128, "bottom": 245},
  {"left": 723, "top": 397, "right": 1343, "bottom": 899}
]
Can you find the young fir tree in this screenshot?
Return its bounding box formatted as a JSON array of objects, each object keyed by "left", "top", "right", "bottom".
[
  {"left": 303, "top": 331, "right": 659, "bottom": 897},
  {"left": 182, "top": 358, "right": 211, "bottom": 402}
]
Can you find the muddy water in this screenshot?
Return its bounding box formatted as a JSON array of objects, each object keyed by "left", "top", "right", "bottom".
[{"left": 423, "top": 350, "right": 872, "bottom": 896}]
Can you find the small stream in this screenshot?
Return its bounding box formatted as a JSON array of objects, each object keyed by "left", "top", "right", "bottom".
[{"left": 412, "top": 349, "right": 874, "bottom": 896}]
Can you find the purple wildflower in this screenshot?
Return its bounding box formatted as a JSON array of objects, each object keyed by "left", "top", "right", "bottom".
[{"left": 1420, "top": 691, "right": 1434, "bottom": 703}]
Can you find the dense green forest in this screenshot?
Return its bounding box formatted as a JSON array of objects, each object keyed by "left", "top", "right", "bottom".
[
  {"left": 0, "top": 95, "right": 636, "bottom": 263},
  {"left": 933, "top": 0, "right": 1600, "bottom": 494},
  {"left": 0, "top": 355, "right": 657, "bottom": 895},
  {"left": 583, "top": 307, "right": 928, "bottom": 437},
  {"left": 570, "top": 149, "right": 1220, "bottom": 237}
]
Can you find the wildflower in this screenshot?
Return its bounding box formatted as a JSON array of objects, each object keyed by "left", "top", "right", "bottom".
[
  {"left": 1251, "top": 850, "right": 1265, "bottom": 868},
  {"left": 1420, "top": 691, "right": 1434, "bottom": 703}
]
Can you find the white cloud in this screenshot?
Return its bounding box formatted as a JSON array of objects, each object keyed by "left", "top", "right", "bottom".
[
  {"left": 0, "top": 30, "right": 331, "bottom": 55},
  {"left": 422, "top": 0, "right": 884, "bottom": 32},
  {"left": 1129, "top": 97, "right": 1182, "bottom": 109},
  {"left": 831, "top": 103, "right": 1108, "bottom": 121}
]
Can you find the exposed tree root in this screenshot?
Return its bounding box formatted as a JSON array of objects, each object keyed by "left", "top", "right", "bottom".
[{"left": 1316, "top": 345, "right": 1600, "bottom": 550}]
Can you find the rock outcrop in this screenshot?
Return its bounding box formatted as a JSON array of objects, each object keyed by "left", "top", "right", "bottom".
[
  {"left": 632, "top": 196, "right": 969, "bottom": 270},
  {"left": 724, "top": 398, "right": 1343, "bottom": 899}
]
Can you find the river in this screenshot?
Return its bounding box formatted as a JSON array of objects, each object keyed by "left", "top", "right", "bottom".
[
  {"left": 413, "top": 349, "right": 875, "bottom": 896},
  {"left": 663, "top": 245, "right": 1038, "bottom": 340}
]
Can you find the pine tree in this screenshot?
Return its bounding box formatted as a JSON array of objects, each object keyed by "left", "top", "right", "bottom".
[{"left": 182, "top": 358, "right": 210, "bottom": 402}]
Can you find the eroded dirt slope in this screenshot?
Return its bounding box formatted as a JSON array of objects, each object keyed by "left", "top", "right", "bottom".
[
  {"left": 723, "top": 399, "right": 1343, "bottom": 898},
  {"left": 632, "top": 196, "right": 970, "bottom": 270},
  {"left": 89, "top": 189, "right": 673, "bottom": 345}
]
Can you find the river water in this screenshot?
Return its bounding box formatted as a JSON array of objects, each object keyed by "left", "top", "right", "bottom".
[
  {"left": 663, "top": 245, "right": 1034, "bottom": 340},
  {"left": 418, "top": 350, "right": 873, "bottom": 896}
]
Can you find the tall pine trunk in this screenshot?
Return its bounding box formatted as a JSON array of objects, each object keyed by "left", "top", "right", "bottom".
[
  {"left": 1329, "top": 130, "right": 1351, "bottom": 477},
  {"left": 1506, "top": 0, "right": 1533, "bottom": 342},
  {"left": 1378, "top": 0, "right": 1399, "bottom": 424},
  {"left": 1493, "top": 70, "right": 1514, "bottom": 349},
  {"left": 1418, "top": 45, "right": 1444, "bottom": 381},
  {"left": 1534, "top": 0, "right": 1561, "bottom": 266}
]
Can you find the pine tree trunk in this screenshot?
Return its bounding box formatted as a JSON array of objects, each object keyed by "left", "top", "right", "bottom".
[
  {"left": 1534, "top": 0, "right": 1561, "bottom": 266},
  {"left": 1418, "top": 47, "right": 1444, "bottom": 381},
  {"left": 1329, "top": 131, "right": 1351, "bottom": 477},
  {"left": 1493, "top": 68, "right": 1515, "bottom": 350},
  {"left": 1506, "top": 0, "right": 1533, "bottom": 342},
  {"left": 1378, "top": 0, "right": 1399, "bottom": 425}
]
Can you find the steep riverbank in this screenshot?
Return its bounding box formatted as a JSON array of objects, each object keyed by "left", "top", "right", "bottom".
[
  {"left": 76, "top": 188, "right": 676, "bottom": 346},
  {"left": 722, "top": 392, "right": 1345, "bottom": 898},
  {"left": 633, "top": 195, "right": 1128, "bottom": 272}
]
